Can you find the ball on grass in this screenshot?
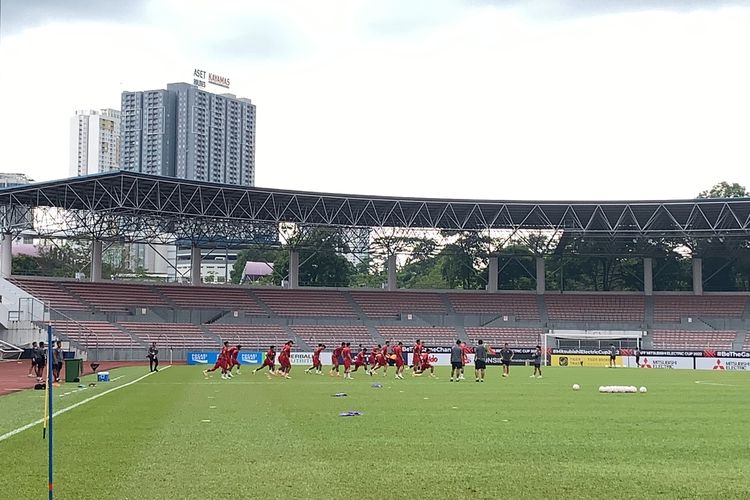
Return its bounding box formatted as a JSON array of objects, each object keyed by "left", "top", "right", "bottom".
[
  {"left": 598, "top": 386, "right": 605, "bottom": 392},
  {"left": 639, "top": 386, "right": 647, "bottom": 393},
  {"left": 572, "top": 383, "right": 580, "bottom": 391}
]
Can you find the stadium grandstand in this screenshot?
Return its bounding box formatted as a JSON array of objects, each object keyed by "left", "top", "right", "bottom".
[{"left": 1, "top": 171, "right": 749, "bottom": 360}]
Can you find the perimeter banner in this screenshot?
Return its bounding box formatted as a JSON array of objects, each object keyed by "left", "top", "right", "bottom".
[
  {"left": 186, "top": 351, "right": 262, "bottom": 365},
  {"left": 695, "top": 357, "right": 750, "bottom": 370},
  {"left": 624, "top": 356, "right": 693, "bottom": 369},
  {"left": 551, "top": 354, "right": 621, "bottom": 367}
]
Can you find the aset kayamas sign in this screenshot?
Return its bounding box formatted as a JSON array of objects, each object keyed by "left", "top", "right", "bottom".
[{"left": 193, "top": 68, "right": 231, "bottom": 89}]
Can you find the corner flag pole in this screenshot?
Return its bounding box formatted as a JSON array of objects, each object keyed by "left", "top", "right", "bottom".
[{"left": 47, "top": 324, "right": 54, "bottom": 500}]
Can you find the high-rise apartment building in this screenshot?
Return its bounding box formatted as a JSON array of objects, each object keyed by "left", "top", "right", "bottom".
[
  {"left": 120, "top": 90, "right": 177, "bottom": 177},
  {"left": 69, "top": 109, "right": 121, "bottom": 177},
  {"left": 120, "top": 83, "right": 255, "bottom": 186}
]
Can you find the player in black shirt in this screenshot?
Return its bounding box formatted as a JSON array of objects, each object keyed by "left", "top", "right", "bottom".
[
  {"left": 500, "top": 343, "right": 513, "bottom": 378},
  {"left": 148, "top": 343, "right": 159, "bottom": 372},
  {"left": 530, "top": 345, "right": 542, "bottom": 378},
  {"left": 35, "top": 341, "right": 47, "bottom": 383}
]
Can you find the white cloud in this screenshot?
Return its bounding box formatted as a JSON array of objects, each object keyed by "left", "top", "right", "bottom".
[{"left": 1, "top": 1, "right": 749, "bottom": 201}]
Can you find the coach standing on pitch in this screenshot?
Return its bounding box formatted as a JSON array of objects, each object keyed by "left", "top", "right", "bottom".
[
  {"left": 500, "top": 343, "right": 513, "bottom": 378},
  {"left": 148, "top": 342, "right": 159, "bottom": 372},
  {"left": 450, "top": 340, "right": 463, "bottom": 382},
  {"left": 474, "top": 340, "right": 488, "bottom": 383}
]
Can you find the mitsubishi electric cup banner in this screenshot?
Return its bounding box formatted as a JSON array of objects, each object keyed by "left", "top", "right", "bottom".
[{"left": 695, "top": 357, "right": 750, "bottom": 370}]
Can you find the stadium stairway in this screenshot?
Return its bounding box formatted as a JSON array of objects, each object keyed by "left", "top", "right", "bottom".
[
  {"left": 198, "top": 325, "right": 224, "bottom": 343},
  {"left": 644, "top": 296, "right": 655, "bottom": 327},
  {"left": 282, "top": 324, "right": 310, "bottom": 350},
  {"left": 342, "top": 292, "right": 366, "bottom": 320},
  {"left": 57, "top": 283, "right": 98, "bottom": 312},
  {"left": 113, "top": 322, "right": 145, "bottom": 346},
  {"left": 455, "top": 325, "right": 470, "bottom": 344},
  {"left": 742, "top": 297, "right": 750, "bottom": 320},
  {"left": 733, "top": 330, "right": 747, "bottom": 351},
  {"left": 245, "top": 290, "right": 275, "bottom": 316},
  {"left": 537, "top": 295, "right": 548, "bottom": 325},
  {"left": 367, "top": 325, "right": 385, "bottom": 345},
  {"left": 441, "top": 294, "right": 456, "bottom": 315},
  {"left": 151, "top": 287, "right": 178, "bottom": 309}
]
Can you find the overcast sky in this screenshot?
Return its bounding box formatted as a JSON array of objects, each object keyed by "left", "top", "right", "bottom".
[{"left": 1, "top": 0, "right": 750, "bottom": 200}]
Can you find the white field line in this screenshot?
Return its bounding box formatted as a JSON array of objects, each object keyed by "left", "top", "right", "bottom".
[
  {"left": 694, "top": 380, "right": 736, "bottom": 387},
  {"left": 0, "top": 365, "right": 171, "bottom": 443}
]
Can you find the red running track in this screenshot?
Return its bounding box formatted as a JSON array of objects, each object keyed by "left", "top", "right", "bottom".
[{"left": 0, "top": 360, "right": 172, "bottom": 397}]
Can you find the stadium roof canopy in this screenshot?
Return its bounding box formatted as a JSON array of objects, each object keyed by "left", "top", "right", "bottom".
[{"left": 1, "top": 171, "right": 750, "bottom": 244}]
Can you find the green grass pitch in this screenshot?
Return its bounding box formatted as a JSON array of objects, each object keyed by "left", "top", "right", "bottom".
[{"left": 1, "top": 364, "right": 749, "bottom": 499}]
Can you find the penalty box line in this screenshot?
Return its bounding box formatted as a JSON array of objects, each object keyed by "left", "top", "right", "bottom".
[{"left": 0, "top": 365, "right": 171, "bottom": 443}]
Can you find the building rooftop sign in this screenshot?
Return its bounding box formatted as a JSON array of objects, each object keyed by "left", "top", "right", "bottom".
[{"left": 193, "top": 68, "right": 230, "bottom": 89}]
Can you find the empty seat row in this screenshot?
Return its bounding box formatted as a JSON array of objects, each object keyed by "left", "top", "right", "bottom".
[
  {"left": 650, "top": 330, "right": 737, "bottom": 350},
  {"left": 465, "top": 327, "right": 544, "bottom": 347}
]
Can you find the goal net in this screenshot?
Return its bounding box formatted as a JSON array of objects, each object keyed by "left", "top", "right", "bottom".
[
  {"left": 543, "top": 330, "right": 644, "bottom": 368},
  {"left": 0, "top": 339, "right": 24, "bottom": 361}
]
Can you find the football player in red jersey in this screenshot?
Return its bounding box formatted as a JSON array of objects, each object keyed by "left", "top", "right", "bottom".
[
  {"left": 411, "top": 339, "right": 423, "bottom": 372},
  {"left": 276, "top": 340, "right": 293, "bottom": 378},
  {"left": 204, "top": 341, "right": 231, "bottom": 379},
  {"left": 253, "top": 345, "right": 276, "bottom": 377},
  {"left": 413, "top": 348, "right": 436, "bottom": 378},
  {"left": 392, "top": 341, "right": 405, "bottom": 379},
  {"left": 352, "top": 347, "right": 367, "bottom": 374},
  {"left": 381, "top": 341, "right": 390, "bottom": 376},
  {"left": 342, "top": 342, "right": 353, "bottom": 379},
  {"left": 329, "top": 342, "right": 344, "bottom": 377},
  {"left": 226, "top": 344, "right": 242, "bottom": 375},
  {"left": 367, "top": 347, "right": 378, "bottom": 375},
  {"left": 305, "top": 344, "right": 325, "bottom": 375},
  {"left": 459, "top": 342, "right": 472, "bottom": 381}
]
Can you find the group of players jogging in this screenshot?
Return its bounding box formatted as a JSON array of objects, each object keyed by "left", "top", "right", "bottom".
[
  {"left": 307, "top": 340, "right": 434, "bottom": 380},
  {"left": 202, "top": 338, "right": 544, "bottom": 381}
]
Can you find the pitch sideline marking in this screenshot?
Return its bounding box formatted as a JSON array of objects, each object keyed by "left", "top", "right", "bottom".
[
  {"left": 694, "top": 380, "right": 736, "bottom": 387},
  {"left": 0, "top": 365, "right": 171, "bottom": 443}
]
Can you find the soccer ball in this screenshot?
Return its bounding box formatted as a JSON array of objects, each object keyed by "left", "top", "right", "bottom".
[
  {"left": 639, "top": 386, "right": 647, "bottom": 393},
  {"left": 572, "top": 384, "right": 580, "bottom": 391},
  {"left": 598, "top": 386, "right": 605, "bottom": 392}
]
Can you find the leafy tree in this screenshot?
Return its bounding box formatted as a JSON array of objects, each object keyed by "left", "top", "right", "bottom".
[
  {"left": 273, "top": 228, "right": 355, "bottom": 287},
  {"left": 436, "top": 231, "right": 490, "bottom": 290},
  {"left": 398, "top": 253, "right": 448, "bottom": 289},
  {"left": 350, "top": 256, "right": 387, "bottom": 288},
  {"left": 11, "top": 254, "right": 42, "bottom": 276},
  {"left": 698, "top": 182, "right": 749, "bottom": 199},
  {"left": 497, "top": 244, "right": 536, "bottom": 291},
  {"left": 546, "top": 239, "right": 646, "bottom": 291}
]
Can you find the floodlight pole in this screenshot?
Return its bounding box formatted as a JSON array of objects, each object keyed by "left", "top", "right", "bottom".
[{"left": 47, "top": 324, "right": 54, "bottom": 500}]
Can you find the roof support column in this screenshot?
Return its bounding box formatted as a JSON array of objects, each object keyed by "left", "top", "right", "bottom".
[
  {"left": 288, "top": 250, "right": 299, "bottom": 289},
  {"left": 190, "top": 245, "right": 202, "bottom": 286},
  {"left": 643, "top": 257, "right": 653, "bottom": 296},
  {"left": 692, "top": 257, "right": 703, "bottom": 295},
  {"left": 90, "top": 240, "right": 103, "bottom": 282},
  {"left": 387, "top": 254, "right": 397, "bottom": 291},
  {"left": 1, "top": 233, "right": 12, "bottom": 278},
  {"left": 536, "top": 257, "right": 545, "bottom": 295},
  {"left": 487, "top": 256, "right": 498, "bottom": 292}
]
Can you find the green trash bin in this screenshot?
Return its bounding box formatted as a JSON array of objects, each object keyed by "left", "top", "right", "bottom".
[{"left": 64, "top": 358, "right": 82, "bottom": 383}]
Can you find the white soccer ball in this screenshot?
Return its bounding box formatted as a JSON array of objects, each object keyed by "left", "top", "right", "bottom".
[
  {"left": 572, "top": 384, "right": 580, "bottom": 391},
  {"left": 598, "top": 386, "right": 605, "bottom": 392},
  {"left": 639, "top": 386, "right": 647, "bottom": 393}
]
